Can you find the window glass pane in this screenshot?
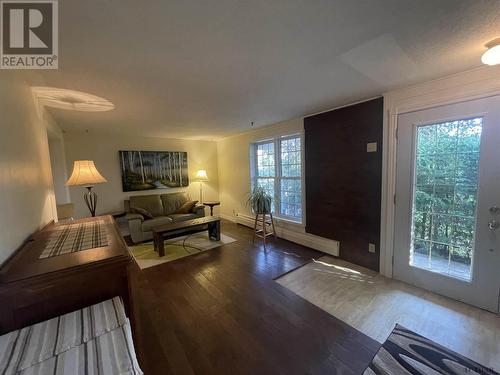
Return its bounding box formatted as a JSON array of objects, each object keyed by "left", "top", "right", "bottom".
[
  {"left": 279, "top": 137, "right": 302, "bottom": 220},
  {"left": 256, "top": 142, "right": 275, "bottom": 177},
  {"left": 280, "top": 137, "right": 301, "bottom": 177},
  {"left": 410, "top": 117, "right": 482, "bottom": 281},
  {"left": 257, "top": 178, "right": 275, "bottom": 212},
  {"left": 253, "top": 136, "right": 303, "bottom": 221},
  {"left": 280, "top": 179, "right": 301, "bottom": 219}
]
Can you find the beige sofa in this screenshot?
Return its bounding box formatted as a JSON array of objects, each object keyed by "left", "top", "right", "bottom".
[{"left": 125, "top": 192, "right": 205, "bottom": 243}]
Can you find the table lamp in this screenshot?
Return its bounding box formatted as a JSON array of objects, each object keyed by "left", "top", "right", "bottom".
[
  {"left": 194, "top": 169, "right": 209, "bottom": 203},
  {"left": 66, "top": 160, "right": 107, "bottom": 217}
]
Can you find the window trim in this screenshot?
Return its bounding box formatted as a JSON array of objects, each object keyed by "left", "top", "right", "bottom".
[{"left": 251, "top": 134, "right": 304, "bottom": 223}]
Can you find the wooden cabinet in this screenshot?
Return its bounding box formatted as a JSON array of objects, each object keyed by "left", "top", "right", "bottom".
[{"left": 0, "top": 215, "right": 132, "bottom": 334}]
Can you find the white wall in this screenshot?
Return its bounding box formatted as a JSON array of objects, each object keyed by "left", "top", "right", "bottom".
[
  {"left": 380, "top": 65, "right": 500, "bottom": 277},
  {"left": 0, "top": 74, "right": 57, "bottom": 264},
  {"left": 63, "top": 131, "right": 219, "bottom": 219}
]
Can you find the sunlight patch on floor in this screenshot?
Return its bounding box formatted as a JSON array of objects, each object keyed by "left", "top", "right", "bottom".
[
  {"left": 276, "top": 255, "right": 500, "bottom": 372},
  {"left": 311, "top": 258, "right": 364, "bottom": 275}
]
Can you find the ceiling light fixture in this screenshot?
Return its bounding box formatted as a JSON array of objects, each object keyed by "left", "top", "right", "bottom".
[
  {"left": 481, "top": 38, "right": 500, "bottom": 66},
  {"left": 32, "top": 87, "right": 115, "bottom": 112}
]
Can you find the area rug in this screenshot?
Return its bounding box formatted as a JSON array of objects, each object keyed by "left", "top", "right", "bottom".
[
  {"left": 129, "top": 232, "right": 236, "bottom": 269},
  {"left": 364, "top": 324, "right": 498, "bottom": 375}
]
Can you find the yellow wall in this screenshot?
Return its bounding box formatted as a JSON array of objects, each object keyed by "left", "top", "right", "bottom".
[
  {"left": 0, "top": 75, "right": 57, "bottom": 264},
  {"left": 63, "top": 131, "right": 219, "bottom": 218}
]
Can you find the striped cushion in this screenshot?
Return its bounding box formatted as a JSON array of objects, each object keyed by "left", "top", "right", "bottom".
[
  {"left": 19, "top": 321, "right": 142, "bottom": 375},
  {"left": 0, "top": 297, "right": 128, "bottom": 373}
]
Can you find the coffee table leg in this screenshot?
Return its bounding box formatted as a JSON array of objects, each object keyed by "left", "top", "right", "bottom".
[
  {"left": 157, "top": 234, "right": 165, "bottom": 257},
  {"left": 209, "top": 221, "right": 220, "bottom": 241}
]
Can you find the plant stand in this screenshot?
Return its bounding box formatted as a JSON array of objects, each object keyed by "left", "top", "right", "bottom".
[{"left": 252, "top": 212, "right": 276, "bottom": 249}]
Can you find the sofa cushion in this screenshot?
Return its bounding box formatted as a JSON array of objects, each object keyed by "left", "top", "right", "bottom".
[
  {"left": 167, "top": 213, "right": 198, "bottom": 222},
  {"left": 130, "top": 194, "right": 164, "bottom": 217},
  {"left": 131, "top": 207, "right": 154, "bottom": 219},
  {"left": 192, "top": 204, "right": 205, "bottom": 215},
  {"left": 141, "top": 216, "right": 173, "bottom": 232},
  {"left": 160, "top": 192, "right": 189, "bottom": 215},
  {"left": 174, "top": 200, "right": 198, "bottom": 214}
]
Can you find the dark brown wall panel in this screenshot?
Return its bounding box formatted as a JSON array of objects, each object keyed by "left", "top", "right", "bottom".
[{"left": 305, "top": 97, "right": 383, "bottom": 271}]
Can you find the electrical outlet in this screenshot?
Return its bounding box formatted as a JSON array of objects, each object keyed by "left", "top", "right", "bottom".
[
  {"left": 368, "top": 243, "right": 376, "bottom": 253},
  {"left": 366, "top": 142, "right": 377, "bottom": 152}
]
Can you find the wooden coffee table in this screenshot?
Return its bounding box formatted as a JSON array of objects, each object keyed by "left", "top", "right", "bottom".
[{"left": 152, "top": 216, "right": 221, "bottom": 257}]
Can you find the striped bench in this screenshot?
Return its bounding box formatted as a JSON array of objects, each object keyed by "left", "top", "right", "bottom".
[{"left": 0, "top": 297, "right": 142, "bottom": 374}]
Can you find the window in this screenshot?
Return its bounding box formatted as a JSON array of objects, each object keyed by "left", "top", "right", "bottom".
[
  {"left": 253, "top": 135, "right": 302, "bottom": 222},
  {"left": 410, "top": 117, "right": 482, "bottom": 281}
]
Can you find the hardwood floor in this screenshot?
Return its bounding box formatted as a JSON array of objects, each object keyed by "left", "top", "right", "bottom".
[
  {"left": 277, "top": 256, "right": 500, "bottom": 372},
  {"left": 128, "top": 221, "right": 379, "bottom": 375}
]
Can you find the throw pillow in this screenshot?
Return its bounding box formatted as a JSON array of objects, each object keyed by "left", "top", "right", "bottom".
[
  {"left": 131, "top": 207, "right": 154, "bottom": 219},
  {"left": 174, "top": 200, "right": 198, "bottom": 214}
]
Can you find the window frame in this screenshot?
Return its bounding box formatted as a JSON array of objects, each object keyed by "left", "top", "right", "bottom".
[{"left": 251, "top": 134, "right": 304, "bottom": 223}]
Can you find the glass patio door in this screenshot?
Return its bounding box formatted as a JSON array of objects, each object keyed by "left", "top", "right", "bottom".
[{"left": 393, "top": 96, "right": 500, "bottom": 313}]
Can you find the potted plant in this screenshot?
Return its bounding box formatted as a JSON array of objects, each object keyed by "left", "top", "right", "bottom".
[{"left": 247, "top": 186, "right": 272, "bottom": 214}]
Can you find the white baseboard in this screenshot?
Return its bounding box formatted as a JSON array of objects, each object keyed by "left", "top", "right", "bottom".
[{"left": 219, "top": 213, "right": 339, "bottom": 257}]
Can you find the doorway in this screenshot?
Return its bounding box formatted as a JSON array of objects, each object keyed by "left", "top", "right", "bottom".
[
  {"left": 393, "top": 96, "right": 500, "bottom": 312},
  {"left": 46, "top": 129, "right": 72, "bottom": 221}
]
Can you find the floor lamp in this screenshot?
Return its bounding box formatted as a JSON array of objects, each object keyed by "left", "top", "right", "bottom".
[
  {"left": 66, "top": 160, "right": 107, "bottom": 217},
  {"left": 194, "top": 169, "right": 209, "bottom": 203}
]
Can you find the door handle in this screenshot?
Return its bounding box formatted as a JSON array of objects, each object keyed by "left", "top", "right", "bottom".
[{"left": 488, "top": 220, "right": 499, "bottom": 231}]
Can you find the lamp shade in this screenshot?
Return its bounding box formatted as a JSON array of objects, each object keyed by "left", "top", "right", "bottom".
[
  {"left": 66, "top": 160, "right": 107, "bottom": 186},
  {"left": 194, "top": 169, "right": 209, "bottom": 181}
]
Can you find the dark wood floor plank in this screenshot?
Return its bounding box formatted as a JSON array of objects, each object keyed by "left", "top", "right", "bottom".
[{"left": 129, "top": 221, "right": 379, "bottom": 374}]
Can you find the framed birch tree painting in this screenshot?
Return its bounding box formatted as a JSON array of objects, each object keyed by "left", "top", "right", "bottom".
[{"left": 119, "top": 150, "right": 189, "bottom": 191}]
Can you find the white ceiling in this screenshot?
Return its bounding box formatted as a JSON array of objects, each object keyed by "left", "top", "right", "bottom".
[{"left": 33, "top": 0, "right": 500, "bottom": 140}]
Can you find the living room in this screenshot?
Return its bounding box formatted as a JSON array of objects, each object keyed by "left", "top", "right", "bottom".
[{"left": 1, "top": 1, "right": 500, "bottom": 374}]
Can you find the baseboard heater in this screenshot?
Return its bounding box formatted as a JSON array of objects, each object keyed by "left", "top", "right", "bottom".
[{"left": 230, "top": 212, "right": 339, "bottom": 257}]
